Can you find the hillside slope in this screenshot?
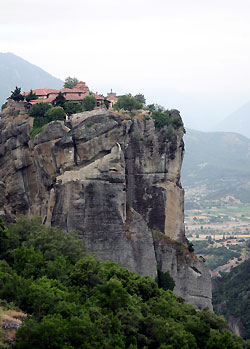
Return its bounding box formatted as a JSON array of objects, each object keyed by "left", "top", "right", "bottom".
[
  {"left": 213, "top": 255, "right": 250, "bottom": 339},
  {"left": 0, "top": 52, "right": 63, "bottom": 106},
  {"left": 182, "top": 128, "right": 250, "bottom": 207},
  {"left": 215, "top": 101, "right": 250, "bottom": 139}
]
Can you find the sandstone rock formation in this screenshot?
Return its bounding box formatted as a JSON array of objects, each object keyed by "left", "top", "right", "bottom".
[{"left": 0, "top": 106, "right": 212, "bottom": 310}]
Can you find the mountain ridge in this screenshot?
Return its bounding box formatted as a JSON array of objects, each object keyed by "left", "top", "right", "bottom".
[
  {"left": 0, "top": 52, "right": 63, "bottom": 106},
  {"left": 214, "top": 100, "right": 250, "bottom": 138},
  {"left": 182, "top": 128, "right": 250, "bottom": 207}
]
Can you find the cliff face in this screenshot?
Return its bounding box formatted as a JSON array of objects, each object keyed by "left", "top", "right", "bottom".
[{"left": 0, "top": 105, "right": 212, "bottom": 310}]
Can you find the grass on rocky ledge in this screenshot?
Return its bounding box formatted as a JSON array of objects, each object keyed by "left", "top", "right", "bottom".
[{"left": 152, "top": 230, "right": 200, "bottom": 263}]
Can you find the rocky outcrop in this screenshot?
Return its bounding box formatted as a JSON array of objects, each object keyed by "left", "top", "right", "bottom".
[
  {"left": 153, "top": 232, "right": 212, "bottom": 309},
  {"left": 0, "top": 308, "right": 27, "bottom": 346},
  {"left": 0, "top": 107, "right": 212, "bottom": 310}
]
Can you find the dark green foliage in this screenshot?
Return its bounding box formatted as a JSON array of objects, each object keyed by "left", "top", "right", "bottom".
[
  {"left": 188, "top": 242, "right": 194, "bottom": 252},
  {"left": 25, "top": 90, "right": 38, "bottom": 102},
  {"left": 151, "top": 109, "right": 171, "bottom": 129},
  {"left": 213, "top": 259, "right": 250, "bottom": 339},
  {"left": 0, "top": 218, "right": 9, "bottom": 256},
  {"left": 103, "top": 99, "right": 109, "bottom": 109},
  {"left": 143, "top": 114, "right": 150, "bottom": 121},
  {"left": 113, "top": 94, "right": 142, "bottom": 111},
  {"left": 29, "top": 106, "right": 51, "bottom": 139},
  {"left": 29, "top": 105, "right": 66, "bottom": 138},
  {"left": 147, "top": 104, "right": 184, "bottom": 130},
  {"left": 13, "top": 110, "right": 20, "bottom": 117},
  {"left": 32, "top": 117, "right": 50, "bottom": 129},
  {"left": 82, "top": 95, "right": 97, "bottom": 111},
  {"left": 155, "top": 268, "right": 175, "bottom": 291},
  {"left": 147, "top": 104, "right": 156, "bottom": 113},
  {"left": 134, "top": 93, "right": 146, "bottom": 105},
  {"left": 28, "top": 102, "right": 51, "bottom": 118},
  {"left": 0, "top": 218, "right": 246, "bottom": 348},
  {"left": 64, "top": 101, "right": 82, "bottom": 115},
  {"left": 9, "top": 87, "right": 24, "bottom": 102},
  {"left": 64, "top": 77, "right": 79, "bottom": 89},
  {"left": 193, "top": 240, "right": 241, "bottom": 270},
  {"left": 172, "top": 116, "right": 183, "bottom": 129},
  {"left": 1, "top": 102, "right": 7, "bottom": 110},
  {"left": 45, "top": 106, "right": 66, "bottom": 121},
  {"left": 53, "top": 92, "right": 66, "bottom": 108}
]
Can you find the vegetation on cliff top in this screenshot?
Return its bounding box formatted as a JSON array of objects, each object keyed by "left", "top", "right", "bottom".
[
  {"left": 0, "top": 217, "right": 248, "bottom": 348},
  {"left": 9, "top": 87, "right": 24, "bottom": 102},
  {"left": 113, "top": 94, "right": 143, "bottom": 112},
  {"left": 64, "top": 77, "right": 79, "bottom": 89}
]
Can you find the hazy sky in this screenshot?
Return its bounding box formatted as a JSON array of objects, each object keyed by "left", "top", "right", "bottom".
[{"left": 1, "top": 0, "right": 250, "bottom": 130}]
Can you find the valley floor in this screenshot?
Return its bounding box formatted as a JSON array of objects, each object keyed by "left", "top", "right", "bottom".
[{"left": 185, "top": 204, "right": 250, "bottom": 275}]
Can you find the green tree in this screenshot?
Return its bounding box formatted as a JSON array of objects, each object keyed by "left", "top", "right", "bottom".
[
  {"left": 82, "top": 96, "right": 97, "bottom": 111},
  {"left": 0, "top": 218, "right": 9, "bottom": 256},
  {"left": 15, "top": 315, "right": 70, "bottom": 349},
  {"left": 155, "top": 269, "right": 175, "bottom": 291},
  {"left": 25, "top": 90, "right": 38, "bottom": 102},
  {"left": 45, "top": 106, "right": 66, "bottom": 121},
  {"left": 64, "top": 77, "right": 79, "bottom": 89},
  {"left": 94, "top": 278, "right": 130, "bottom": 313},
  {"left": 64, "top": 101, "right": 82, "bottom": 115},
  {"left": 28, "top": 102, "right": 51, "bottom": 118},
  {"left": 1, "top": 102, "right": 8, "bottom": 110},
  {"left": 151, "top": 109, "right": 171, "bottom": 129},
  {"left": 10, "top": 245, "right": 45, "bottom": 279},
  {"left": 0, "top": 216, "right": 247, "bottom": 349},
  {"left": 6, "top": 217, "right": 85, "bottom": 264},
  {"left": 147, "top": 103, "right": 156, "bottom": 112},
  {"left": 206, "top": 329, "right": 242, "bottom": 349},
  {"left": 134, "top": 93, "right": 146, "bottom": 105},
  {"left": 113, "top": 94, "right": 142, "bottom": 112},
  {"left": 103, "top": 99, "right": 110, "bottom": 109},
  {"left": 188, "top": 242, "right": 194, "bottom": 252},
  {"left": 25, "top": 277, "right": 69, "bottom": 318},
  {"left": 9, "top": 87, "right": 24, "bottom": 102},
  {"left": 53, "top": 92, "right": 66, "bottom": 108}
]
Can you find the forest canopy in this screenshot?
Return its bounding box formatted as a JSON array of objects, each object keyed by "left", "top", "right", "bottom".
[{"left": 0, "top": 217, "right": 248, "bottom": 348}]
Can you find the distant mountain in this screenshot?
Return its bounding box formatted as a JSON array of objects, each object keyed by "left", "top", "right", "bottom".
[
  {"left": 214, "top": 101, "right": 250, "bottom": 138},
  {"left": 0, "top": 52, "right": 63, "bottom": 106},
  {"left": 182, "top": 128, "right": 250, "bottom": 207}
]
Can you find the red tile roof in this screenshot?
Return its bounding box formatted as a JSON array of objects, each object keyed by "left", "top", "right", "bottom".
[
  {"left": 23, "top": 82, "right": 102, "bottom": 105},
  {"left": 29, "top": 94, "right": 86, "bottom": 104},
  {"left": 29, "top": 96, "right": 55, "bottom": 104},
  {"left": 23, "top": 88, "right": 59, "bottom": 96},
  {"left": 92, "top": 93, "right": 104, "bottom": 100},
  {"left": 64, "top": 95, "right": 85, "bottom": 101},
  {"left": 60, "top": 88, "right": 88, "bottom": 94}
]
